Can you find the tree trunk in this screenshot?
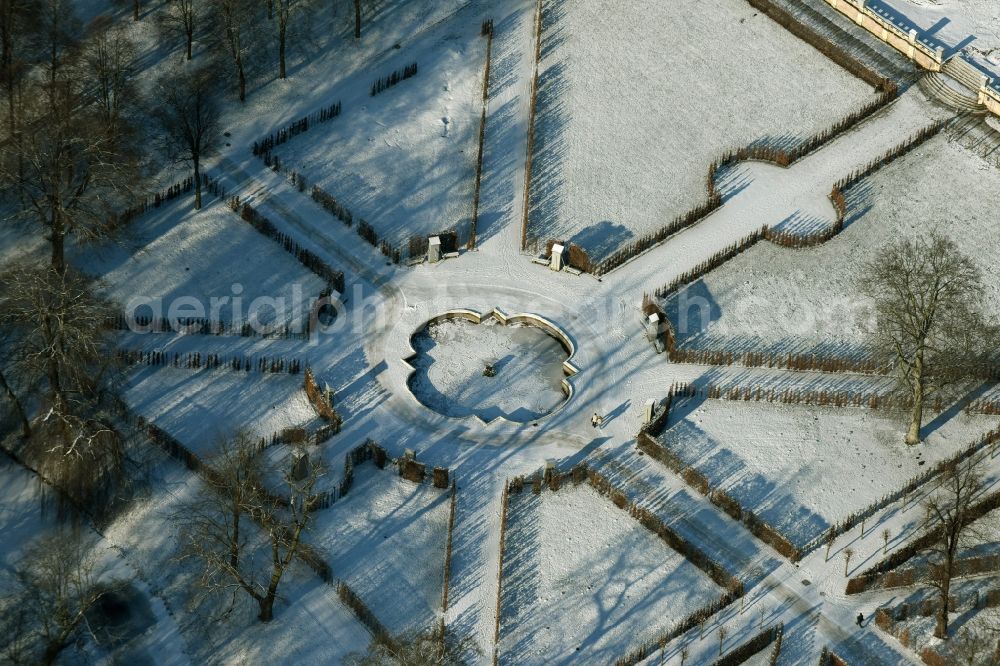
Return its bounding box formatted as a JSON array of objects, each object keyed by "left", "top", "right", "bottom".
[
  {"left": 354, "top": 0, "right": 360, "bottom": 39},
  {"left": 267, "top": 0, "right": 273, "bottom": 20},
  {"left": 935, "top": 566, "right": 951, "bottom": 638},
  {"left": 237, "top": 59, "right": 246, "bottom": 102},
  {"left": 193, "top": 154, "right": 202, "bottom": 210},
  {"left": 229, "top": 502, "right": 239, "bottom": 568},
  {"left": 185, "top": 29, "right": 193, "bottom": 60},
  {"left": 133, "top": 0, "right": 140, "bottom": 21},
  {"left": 278, "top": 22, "right": 286, "bottom": 79},
  {"left": 258, "top": 593, "right": 274, "bottom": 621},
  {"left": 906, "top": 351, "right": 924, "bottom": 445},
  {"left": 0, "top": 369, "right": 31, "bottom": 439},
  {"left": 50, "top": 222, "right": 66, "bottom": 275}
]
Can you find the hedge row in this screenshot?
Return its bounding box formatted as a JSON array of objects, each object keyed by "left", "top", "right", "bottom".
[
  {"left": 519, "top": 0, "right": 545, "bottom": 253},
  {"left": 309, "top": 185, "right": 403, "bottom": 264},
  {"left": 251, "top": 100, "right": 342, "bottom": 163},
  {"left": 744, "top": 0, "right": 896, "bottom": 92},
  {"left": 338, "top": 582, "right": 394, "bottom": 645},
  {"left": 229, "top": 197, "right": 346, "bottom": 293},
  {"left": 711, "top": 623, "right": 783, "bottom": 666},
  {"left": 612, "top": 587, "right": 743, "bottom": 666},
  {"left": 831, "top": 120, "right": 947, "bottom": 194},
  {"left": 441, "top": 481, "right": 458, "bottom": 611},
  {"left": 469, "top": 21, "right": 494, "bottom": 250},
  {"left": 303, "top": 366, "right": 339, "bottom": 425},
  {"left": 594, "top": 196, "right": 723, "bottom": 275},
  {"left": 308, "top": 440, "right": 387, "bottom": 511},
  {"left": 370, "top": 62, "right": 417, "bottom": 97},
  {"left": 116, "top": 349, "right": 303, "bottom": 375},
  {"left": 847, "top": 481, "right": 1000, "bottom": 593},
  {"left": 654, "top": 228, "right": 766, "bottom": 299},
  {"left": 857, "top": 553, "right": 1000, "bottom": 594},
  {"left": 108, "top": 314, "right": 314, "bottom": 340},
  {"left": 493, "top": 480, "right": 512, "bottom": 666}
]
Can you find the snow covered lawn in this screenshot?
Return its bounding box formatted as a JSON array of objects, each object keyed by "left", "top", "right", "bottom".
[
  {"left": 526, "top": 0, "right": 877, "bottom": 260},
  {"left": 124, "top": 365, "right": 318, "bottom": 457},
  {"left": 498, "top": 483, "right": 723, "bottom": 665},
  {"left": 659, "top": 398, "right": 999, "bottom": 549},
  {"left": 309, "top": 463, "right": 450, "bottom": 635},
  {"left": 663, "top": 135, "right": 1000, "bottom": 359},
  {"left": 102, "top": 461, "right": 371, "bottom": 665},
  {"left": 71, "top": 197, "right": 326, "bottom": 331},
  {"left": 267, "top": 17, "right": 486, "bottom": 250}
]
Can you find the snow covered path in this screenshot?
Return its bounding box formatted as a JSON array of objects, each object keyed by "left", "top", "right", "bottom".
[{"left": 611, "top": 88, "right": 951, "bottom": 295}]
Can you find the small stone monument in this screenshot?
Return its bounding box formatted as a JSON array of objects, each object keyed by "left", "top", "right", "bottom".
[
  {"left": 550, "top": 243, "right": 564, "bottom": 271},
  {"left": 291, "top": 448, "right": 310, "bottom": 481},
  {"left": 428, "top": 236, "right": 442, "bottom": 263},
  {"left": 644, "top": 399, "right": 656, "bottom": 424}
]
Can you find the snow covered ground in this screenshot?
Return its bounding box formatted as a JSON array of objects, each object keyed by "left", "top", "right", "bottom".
[
  {"left": 665, "top": 132, "right": 1000, "bottom": 359},
  {"left": 310, "top": 463, "right": 450, "bottom": 635},
  {"left": 660, "top": 397, "right": 998, "bottom": 548},
  {"left": 6, "top": 0, "right": 1000, "bottom": 662},
  {"left": 124, "top": 366, "right": 318, "bottom": 457},
  {"left": 98, "top": 459, "right": 372, "bottom": 665},
  {"left": 264, "top": 7, "right": 486, "bottom": 250},
  {"left": 498, "top": 483, "right": 723, "bottom": 664},
  {"left": 525, "top": 0, "right": 877, "bottom": 260},
  {"left": 406, "top": 317, "right": 569, "bottom": 422},
  {"left": 71, "top": 196, "right": 326, "bottom": 332}
]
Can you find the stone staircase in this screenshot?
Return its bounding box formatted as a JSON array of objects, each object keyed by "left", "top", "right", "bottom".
[
  {"left": 942, "top": 56, "right": 991, "bottom": 91},
  {"left": 918, "top": 72, "right": 985, "bottom": 113}
]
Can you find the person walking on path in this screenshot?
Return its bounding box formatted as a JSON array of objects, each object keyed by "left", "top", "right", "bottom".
[
  {"left": 856, "top": 612, "right": 864, "bottom": 627},
  {"left": 591, "top": 412, "right": 602, "bottom": 428}
]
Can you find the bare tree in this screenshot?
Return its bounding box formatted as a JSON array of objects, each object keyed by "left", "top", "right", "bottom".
[
  {"left": 0, "top": 265, "right": 125, "bottom": 514},
  {"left": 922, "top": 453, "right": 987, "bottom": 638},
  {"left": 153, "top": 65, "right": 220, "bottom": 209},
  {"left": 860, "top": 233, "right": 994, "bottom": 445},
  {"left": 274, "top": 0, "right": 310, "bottom": 79},
  {"left": 353, "top": 0, "right": 360, "bottom": 39},
  {"left": 32, "top": 0, "right": 81, "bottom": 114},
  {"left": 113, "top": 0, "right": 141, "bottom": 22},
  {"left": 158, "top": 0, "right": 199, "bottom": 60},
  {"left": 0, "top": 72, "right": 136, "bottom": 275},
  {"left": 13, "top": 530, "right": 107, "bottom": 665},
  {"left": 345, "top": 625, "right": 480, "bottom": 665},
  {"left": 180, "top": 438, "right": 323, "bottom": 622},
  {"left": 79, "top": 18, "right": 138, "bottom": 150},
  {"left": 0, "top": 0, "right": 32, "bottom": 139},
  {"left": 0, "top": 353, "right": 30, "bottom": 439},
  {"left": 213, "top": 0, "right": 258, "bottom": 102}
]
